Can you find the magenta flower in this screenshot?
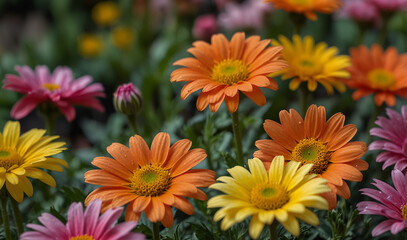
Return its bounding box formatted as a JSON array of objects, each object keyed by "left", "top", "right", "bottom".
[
  {"left": 339, "top": 0, "right": 380, "bottom": 23},
  {"left": 113, "top": 83, "right": 143, "bottom": 115},
  {"left": 368, "top": 0, "right": 407, "bottom": 11},
  {"left": 3, "top": 65, "right": 105, "bottom": 122},
  {"left": 193, "top": 14, "right": 218, "bottom": 40},
  {"left": 20, "top": 199, "right": 145, "bottom": 240},
  {"left": 369, "top": 106, "right": 407, "bottom": 171},
  {"left": 357, "top": 170, "right": 407, "bottom": 236}
]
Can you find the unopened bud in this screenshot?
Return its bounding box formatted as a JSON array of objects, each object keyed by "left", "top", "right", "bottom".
[{"left": 113, "top": 83, "right": 142, "bottom": 115}]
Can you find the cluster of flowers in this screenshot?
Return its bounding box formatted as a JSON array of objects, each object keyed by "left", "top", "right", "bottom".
[{"left": 2, "top": 0, "right": 407, "bottom": 239}]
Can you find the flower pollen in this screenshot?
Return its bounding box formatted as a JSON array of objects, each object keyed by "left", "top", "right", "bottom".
[
  {"left": 291, "top": 138, "right": 330, "bottom": 174},
  {"left": 211, "top": 59, "right": 249, "bottom": 85},
  {"left": 367, "top": 69, "right": 395, "bottom": 90},
  {"left": 41, "top": 83, "right": 60, "bottom": 91},
  {"left": 402, "top": 203, "right": 407, "bottom": 220},
  {"left": 0, "top": 149, "right": 23, "bottom": 170},
  {"left": 130, "top": 164, "right": 171, "bottom": 196},
  {"left": 70, "top": 235, "right": 95, "bottom": 240},
  {"left": 250, "top": 183, "right": 289, "bottom": 210}
]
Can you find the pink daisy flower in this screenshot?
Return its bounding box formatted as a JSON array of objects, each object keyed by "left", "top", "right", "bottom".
[
  {"left": 20, "top": 199, "right": 145, "bottom": 240},
  {"left": 3, "top": 65, "right": 105, "bottom": 122},
  {"left": 369, "top": 106, "right": 407, "bottom": 171},
  {"left": 339, "top": 0, "right": 380, "bottom": 23},
  {"left": 357, "top": 170, "right": 407, "bottom": 236},
  {"left": 368, "top": 0, "right": 407, "bottom": 11}
]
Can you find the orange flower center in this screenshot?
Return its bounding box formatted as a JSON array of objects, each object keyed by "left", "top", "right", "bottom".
[
  {"left": 288, "top": 0, "right": 312, "bottom": 7},
  {"left": 41, "top": 83, "right": 60, "bottom": 91},
  {"left": 250, "top": 182, "right": 289, "bottom": 210},
  {"left": 0, "top": 149, "right": 22, "bottom": 171},
  {"left": 291, "top": 138, "right": 330, "bottom": 174},
  {"left": 294, "top": 56, "right": 322, "bottom": 77},
  {"left": 70, "top": 235, "right": 95, "bottom": 240},
  {"left": 130, "top": 164, "right": 171, "bottom": 196},
  {"left": 402, "top": 203, "right": 407, "bottom": 220},
  {"left": 211, "top": 59, "right": 249, "bottom": 85},
  {"left": 367, "top": 69, "right": 395, "bottom": 90}
]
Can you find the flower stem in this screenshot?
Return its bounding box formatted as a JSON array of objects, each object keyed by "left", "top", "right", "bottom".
[
  {"left": 289, "top": 13, "right": 306, "bottom": 35},
  {"left": 300, "top": 84, "right": 309, "bottom": 116},
  {"left": 269, "top": 221, "right": 278, "bottom": 240},
  {"left": 126, "top": 114, "right": 138, "bottom": 135},
  {"left": 232, "top": 110, "right": 244, "bottom": 166},
  {"left": 10, "top": 196, "right": 23, "bottom": 235},
  {"left": 378, "top": 11, "right": 392, "bottom": 46},
  {"left": 0, "top": 190, "right": 11, "bottom": 240},
  {"left": 152, "top": 222, "right": 160, "bottom": 240}
]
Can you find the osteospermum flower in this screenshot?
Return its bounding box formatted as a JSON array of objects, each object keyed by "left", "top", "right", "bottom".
[
  {"left": 3, "top": 65, "right": 105, "bottom": 122},
  {"left": 254, "top": 105, "right": 368, "bottom": 209},
  {"left": 208, "top": 157, "right": 330, "bottom": 239},
  {"left": 171, "top": 32, "right": 287, "bottom": 113},
  {"left": 85, "top": 133, "right": 216, "bottom": 227},
  {"left": 20, "top": 199, "right": 145, "bottom": 240},
  {"left": 357, "top": 170, "right": 407, "bottom": 236},
  {"left": 264, "top": 0, "right": 341, "bottom": 20},
  {"left": 271, "top": 35, "right": 350, "bottom": 94},
  {"left": 342, "top": 44, "right": 407, "bottom": 106},
  {"left": 369, "top": 106, "right": 407, "bottom": 171},
  {"left": 0, "top": 121, "right": 67, "bottom": 202}
]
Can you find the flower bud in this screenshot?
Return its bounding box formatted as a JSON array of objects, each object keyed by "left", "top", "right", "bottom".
[{"left": 113, "top": 83, "right": 142, "bottom": 116}]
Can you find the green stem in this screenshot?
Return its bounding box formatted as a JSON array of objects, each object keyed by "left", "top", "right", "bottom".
[
  {"left": 152, "top": 222, "right": 160, "bottom": 240},
  {"left": 300, "top": 84, "right": 309, "bottom": 116},
  {"left": 378, "top": 11, "right": 392, "bottom": 46},
  {"left": 232, "top": 111, "right": 244, "bottom": 166},
  {"left": 269, "top": 221, "right": 279, "bottom": 240},
  {"left": 356, "top": 25, "right": 367, "bottom": 46},
  {"left": 10, "top": 196, "right": 23, "bottom": 235},
  {"left": 289, "top": 13, "right": 307, "bottom": 35},
  {"left": 126, "top": 114, "right": 138, "bottom": 135},
  {"left": 44, "top": 114, "right": 56, "bottom": 136},
  {"left": 0, "top": 190, "right": 11, "bottom": 240}
]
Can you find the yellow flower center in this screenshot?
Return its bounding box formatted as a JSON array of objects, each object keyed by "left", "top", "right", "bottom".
[
  {"left": 291, "top": 138, "right": 330, "bottom": 174},
  {"left": 367, "top": 69, "right": 395, "bottom": 90},
  {"left": 211, "top": 59, "right": 249, "bottom": 85},
  {"left": 0, "top": 150, "right": 23, "bottom": 170},
  {"left": 289, "top": 0, "right": 312, "bottom": 7},
  {"left": 294, "top": 57, "right": 323, "bottom": 77},
  {"left": 130, "top": 164, "right": 171, "bottom": 196},
  {"left": 402, "top": 203, "right": 407, "bottom": 220},
  {"left": 41, "top": 83, "right": 60, "bottom": 91},
  {"left": 250, "top": 183, "right": 289, "bottom": 210},
  {"left": 70, "top": 235, "right": 95, "bottom": 240}
]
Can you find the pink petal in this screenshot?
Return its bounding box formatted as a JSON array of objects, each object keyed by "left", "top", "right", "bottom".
[
  {"left": 10, "top": 96, "right": 41, "bottom": 119},
  {"left": 67, "top": 202, "right": 84, "bottom": 237}
]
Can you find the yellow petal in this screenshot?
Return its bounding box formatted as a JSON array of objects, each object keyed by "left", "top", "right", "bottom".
[
  {"left": 279, "top": 214, "right": 300, "bottom": 236},
  {"left": 248, "top": 158, "right": 267, "bottom": 184},
  {"left": 6, "top": 181, "right": 23, "bottom": 202},
  {"left": 3, "top": 121, "right": 20, "bottom": 149},
  {"left": 268, "top": 156, "right": 284, "bottom": 184},
  {"left": 6, "top": 173, "right": 19, "bottom": 185},
  {"left": 11, "top": 168, "right": 26, "bottom": 176},
  {"left": 274, "top": 209, "right": 288, "bottom": 222},
  {"left": 294, "top": 209, "right": 319, "bottom": 226},
  {"left": 235, "top": 207, "right": 259, "bottom": 222},
  {"left": 18, "top": 176, "right": 33, "bottom": 197},
  {"left": 258, "top": 210, "right": 275, "bottom": 225},
  {"left": 24, "top": 168, "right": 56, "bottom": 187},
  {"left": 227, "top": 166, "right": 256, "bottom": 190},
  {"left": 249, "top": 214, "right": 265, "bottom": 239}
]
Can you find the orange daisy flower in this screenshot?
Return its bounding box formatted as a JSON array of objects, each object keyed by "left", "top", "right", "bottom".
[
  {"left": 254, "top": 105, "right": 368, "bottom": 209},
  {"left": 342, "top": 44, "right": 407, "bottom": 107},
  {"left": 170, "top": 32, "right": 287, "bottom": 113},
  {"left": 264, "top": 0, "right": 341, "bottom": 20},
  {"left": 84, "top": 133, "right": 216, "bottom": 227}
]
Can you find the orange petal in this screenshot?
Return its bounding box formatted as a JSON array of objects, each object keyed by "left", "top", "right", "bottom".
[
  {"left": 254, "top": 139, "right": 291, "bottom": 161},
  {"left": 328, "top": 163, "right": 363, "bottom": 182},
  {"left": 196, "top": 92, "right": 210, "bottom": 111},
  {"left": 225, "top": 94, "right": 239, "bottom": 113},
  {"left": 347, "top": 159, "right": 369, "bottom": 171},
  {"left": 304, "top": 105, "right": 326, "bottom": 139},
  {"left": 106, "top": 143, "right": 135, "bottom": 170},
  {"left": 151, "top": 132, "right": 171, "bottom": 165},
  {"left": 212, "top": 34, "right": 230, "bottom": 60},
  {"left": 335, "top": 181, "right": 351, "bottom": 199},
  {"left": 132, "top": 196, "right": 151, "bottom": 212},
  {"left": 242, "top": 86, "right": 266, "bottom": 106},
  {"left": 319, "top": 113, "right": 345, "bottom": 143},
  {"left": 230, "top": 32, "right": 245, "bottom": 59},
  {"left": 321, "top": 183, "right": 337, "bottom": 210},
  {"left": 172, "top": 196, "right": 194, "bottom": 215},
  {"left": 326, "top": 124, "right": 357, "bottom": 151},
  {"left": 248, "top": 75, "right": 271, "bottom": 88},
  {"left": 172, "top": 169, "right": 216, "bottom": 187},
  {"left": 111, "top": 193, "right": 138, "bottom": 208},
  {"left": 91, "top": 157, "right": 133, "bottom": 179},
  {"left": 125, "top": 203, "right": 142, "bottom": 222},
  {"left": 84, "top": 170, "right": 129, "bottom": 186},
  {"left": 165, "top": 139, "right": 192, "bottom": 168},
  {"left": 171, "top": 148, "right": 207, "bottom": 176},
  {"left": 279, "top": 109, "right": 305, "bottom": 142},
  {"left": 330, "top": 142, "right": 367, "bottom": 163},
  {"left": 129, "top": 135, "right": 151, "bottom": 166},
  {"left": 263, "top": 120, "right": 297, "bottom": 150},
  {"left": 224, "top": 85, "right": 238, "bottom": 97},
  {"left": 145, "top": 197, "right": 165, "bottom": 222},
  {"left": 161, "top": 205, "right": 174, "bottom": 228}
]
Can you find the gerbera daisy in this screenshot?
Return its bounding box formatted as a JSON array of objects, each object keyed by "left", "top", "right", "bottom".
[
  {"left": 85, "top": 133, "right": 216, "bottom": 227},
  {"left": 3, "top": 65, "right": 105, "bottom": 122},
  {"left": 208, "top": 157, "right": 330, "bottom": 239},
  {"left": 170, "top": 32, "right": 287, "bottom": 113},
  {"left": 20, "top": 199, "right": 145, "bottom": 240},
  {"left": 271, "top": 35, "right": 350, "bottom": 94},
  {"left": 0, "top": 121, "right": 67, "bottom": 202},
  {"left": 254, "top": 105, "right": 368, "bottom": 209},
  {"left": 357, "top": 169, "right": 407, "bottom": 236},
  {"left": 264, "top": 0, "right": 341, "bottom": 20},
  {"left": 342, "top": 44, "right": 407, "bottom": 106},
  {"left": 369, "top": 106, "right": 407, "bottom": 171}
]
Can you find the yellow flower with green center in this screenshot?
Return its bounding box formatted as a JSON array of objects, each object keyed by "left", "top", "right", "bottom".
[
  {"left": 0, "top": 121, "right": 67, "bottom": 202},
  {"left": 271, "top": 35, "right": 350, "bottom": 94},
  {"left": 207, "top": 157, "right": 330, "bottom": 239}
]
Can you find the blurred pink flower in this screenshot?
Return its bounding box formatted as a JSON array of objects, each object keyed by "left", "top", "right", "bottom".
[
  {"left": 357, "top": 170, "right": 407, "bottom": 236},
  {"left": 339, "top": 0, "right": 380, "bottom": 22},
  {"left": 368, "top": 0, "right": 407, "bottom": 11},
  {"left": 369, "top": 107, "right": 407, "bottom": 171},
  {"left": 3, "top": 65, "right": 105, "bottom": 122},
  {"left": 20, "top": 199, "right": 145, "bottom": 240},
  {"left": 193, "top": 14, "right": 218, "bottom": 40},
  {"left": 218, "top": 0, "right": 272, "bottom": 31}
]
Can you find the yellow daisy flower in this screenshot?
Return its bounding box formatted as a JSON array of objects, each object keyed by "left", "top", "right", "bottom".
[
  {"left": 78, "top": 34, "right": 104, "bottom": 58},
  {"left": 91, "top": 1, "right": 120, "bottom": 26},
  {"left": 271, "top": 35, "right": 350, "bottom": 94},
  {"left": 0, "top": 121, "right": 67, "bottom": 202},
  {"left": 207, "top": 157, "right": 329, "bottom": 239}
]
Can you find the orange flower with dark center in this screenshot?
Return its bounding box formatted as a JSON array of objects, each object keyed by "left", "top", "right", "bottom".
[
  {"left": 342, "top": 44, "right": 407, "bottom": 106},
  {"left": 264, "top": 0, "right": 341, "bottom": 20},
  {"left": 254, "top": 105, "right": 368, "bottom": 209},
  {"left": 171, "top": 32, "right": 287, "bottom": 113},
  {"left": 84, "top": 133, "right": 216, "bottom": 227}
]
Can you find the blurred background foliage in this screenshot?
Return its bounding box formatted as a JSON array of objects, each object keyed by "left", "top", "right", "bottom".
[{"left": 1, "top": 0, "right": 407, "bottom": 239}]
